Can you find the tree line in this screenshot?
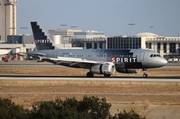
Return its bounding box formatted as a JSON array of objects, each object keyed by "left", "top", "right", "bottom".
[{"left": 0, "top": 96, "right": 145, "bottom": 119}]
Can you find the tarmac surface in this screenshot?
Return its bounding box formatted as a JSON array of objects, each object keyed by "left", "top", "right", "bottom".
[{"left": 1, "top": 75, "right": 180, "bottom": 82}]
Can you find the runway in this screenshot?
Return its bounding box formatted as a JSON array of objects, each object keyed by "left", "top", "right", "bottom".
[{"left": 0, "top": 75, "right": 180, "bottom": 82}]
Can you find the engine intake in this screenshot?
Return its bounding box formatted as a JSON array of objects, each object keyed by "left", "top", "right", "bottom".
[{"left": 91, "top": 62, "right": 116, "bottom": 74}]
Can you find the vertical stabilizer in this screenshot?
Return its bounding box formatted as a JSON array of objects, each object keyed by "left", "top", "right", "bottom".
[{"left": 31, "top": 22, "right": 55, "bottom": 50}]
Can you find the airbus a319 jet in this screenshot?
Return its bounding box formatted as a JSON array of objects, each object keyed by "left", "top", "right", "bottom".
[{"left": 28, "top": 22, "right": 167, "bottom": 77}]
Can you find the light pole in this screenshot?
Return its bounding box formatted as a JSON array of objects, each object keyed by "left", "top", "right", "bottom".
[
  {"left": 128, "top": 23, "right": 135, "bottom": 35},
  {"left": 128, "top": 23, "right": 135, "bottom": 48},
  {"left": 19, "top": 27, "right": 28, "bottom": 60},
  {"left": 61, "top": 24, "right": 67, "bottom": 27},
  {"left": 70, "top": 26, "right": 77, "bottom": 35},
  {"left": 10, "top": 27, "right": 15, "bottom": 48},
  {"left": 20, "top": 27, "right": 28, "bottom": 46},
  {"left": 60, "top": 24, "right": 67, "bottom": 29},
  {"left": 70, "top": 26, "right": 77, "bottom": 29},
  {"left": 10, "top": 31, "right": 14, "bottom": 59},
  {"left": 150, "top": 26, "right": 153, "bottom": 33},
  {"left": 20, "top": 27, "right": 28, "bottom": 30}
]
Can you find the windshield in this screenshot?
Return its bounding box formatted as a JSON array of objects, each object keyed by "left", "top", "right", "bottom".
[{"left": 150, "top": 54, "right": 161, "bottom": 57}]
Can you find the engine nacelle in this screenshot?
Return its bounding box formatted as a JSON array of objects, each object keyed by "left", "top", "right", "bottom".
[
  {"left": 116, "top": 69, "right": 140, "bottom": 73},
  {"left": 91, "top": 62, "right": 116, "bottom": 74}
]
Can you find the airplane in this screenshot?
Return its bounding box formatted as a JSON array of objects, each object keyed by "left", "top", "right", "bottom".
[{"left": 28, "top": 22, "right": 168, "bottom": 78}]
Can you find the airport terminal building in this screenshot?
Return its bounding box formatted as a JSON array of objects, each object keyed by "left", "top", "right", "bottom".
[
  {"left": 107, "top": 32, "right": 180, "bottom": 59},
  {"left": 71, "top": 30, "right": 106, "bottom": 49},
  {"left": 1, "top": 32, "right": 180, "bottom": 60}
]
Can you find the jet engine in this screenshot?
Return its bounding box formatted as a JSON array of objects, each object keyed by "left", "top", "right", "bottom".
[
  {"left": 91, "top": 62, "right": 116, "bottom": 75},
  {"left": 116, "top": 69, "right": 140, "bottom": 73}
]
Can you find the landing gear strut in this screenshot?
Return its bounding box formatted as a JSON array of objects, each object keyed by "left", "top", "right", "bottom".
[
  {"left": 143, "top": 68, "right": 148, "bottom": 78},
  {"left": 86, "top": 72, "right": 94, "bottom": 77},
  {"left": 104, "top": 74, "right": 111, "bottom": 77}
]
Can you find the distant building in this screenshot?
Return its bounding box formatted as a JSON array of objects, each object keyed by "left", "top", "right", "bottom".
[
  {"left": 48, "top": 29, "right": 82, "bottom": 48},
  {"left": 1, "top": 30, "right": 180, "bottom": 59},
  {"left": 107, "top": 32, "right": 180, "bottom": 58},
  {"left": 71, "top": 30, "right": 106, "bottom": 49},
  {"left": 49, "top": 29, "right": 107, "bottom": 49},
  {"left": 107, "top": 36, "right": 142, "bottom": 49},
  {"left": 7, "top": 34, "right": 34, "bottom": 44},
  {"left": 5, "top": 34, "right": 35, "bottom": 53},
  {"left": 0, "top": 0, "right": 18, "bottom": 42}
]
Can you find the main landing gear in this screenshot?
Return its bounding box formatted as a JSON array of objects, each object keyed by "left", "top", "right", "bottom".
[
  {"left": 86, "top": 72, "right": 94, "bottom": 77},
  {"left": 86, "top": 72, "right": 111, "bottom": 77},
  {"left": 104, "top": 74, "right": 111, "bottom": 77},
  {"left": 143, "top": 68, "right": 148, "bottom": 78}
]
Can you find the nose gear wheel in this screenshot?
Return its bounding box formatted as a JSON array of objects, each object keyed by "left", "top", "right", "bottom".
[{"left": 143, "top": 68, "right": 148, "bottom": 78}]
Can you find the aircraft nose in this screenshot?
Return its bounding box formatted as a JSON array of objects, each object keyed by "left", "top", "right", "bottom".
[{"left": 160, "top": 58, "right": 168, "bottom": 66}]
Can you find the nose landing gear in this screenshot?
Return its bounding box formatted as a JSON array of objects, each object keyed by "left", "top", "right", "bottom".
[{"left": 143, "top": 68, "right": 148, "bottom": 78}]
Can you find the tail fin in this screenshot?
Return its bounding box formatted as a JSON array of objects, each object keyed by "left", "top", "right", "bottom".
[{"left": 31, "top": 22, "right": 55, "bottom": 50}]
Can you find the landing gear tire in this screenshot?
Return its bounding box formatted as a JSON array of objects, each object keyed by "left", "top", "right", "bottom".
[
  {"left": 143, "top": 68, "right": 148, "bottom": 78},
  {"left": 143, "top": 74, "right": 148, "bottom": 78},
  {"left": 104, "top": 74, "right": 111, "bottom": 77},
  {"left": 86, "top": 72, "right": 94, "bottom": 77}
]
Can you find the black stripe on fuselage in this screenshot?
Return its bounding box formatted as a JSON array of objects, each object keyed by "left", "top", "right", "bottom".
[{"left": 124, "top": 62, "right": 143, "bottom": 68}]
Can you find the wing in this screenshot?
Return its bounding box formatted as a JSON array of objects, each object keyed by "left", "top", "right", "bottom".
[
  {"left": 28, "top": 52, "right": 46, "bottom": 59},
  {"left": 42, "top": 57, "right": 103, "bottom": 68}
]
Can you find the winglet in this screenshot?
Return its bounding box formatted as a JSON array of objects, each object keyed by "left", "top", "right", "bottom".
[{"left": 31, "top": 22, "right": 55, "bottom": 50}]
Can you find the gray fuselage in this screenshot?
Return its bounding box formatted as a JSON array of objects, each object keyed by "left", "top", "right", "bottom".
[{"left": 29, "top": 48, "right": 167, "bottom": 69}]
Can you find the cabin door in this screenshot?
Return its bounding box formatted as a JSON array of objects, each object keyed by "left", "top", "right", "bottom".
[{"left": 139, "top": 51, "right": 145, "bottom": 61}]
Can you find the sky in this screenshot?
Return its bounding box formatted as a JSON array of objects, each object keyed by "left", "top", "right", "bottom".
[{"left": 17, "top": 0, "right": 180, "bottom": 37}]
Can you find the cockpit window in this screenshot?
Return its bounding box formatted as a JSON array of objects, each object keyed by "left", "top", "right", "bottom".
[{"left": 150, "top": 54, "right": 161, "bottom": 57}]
